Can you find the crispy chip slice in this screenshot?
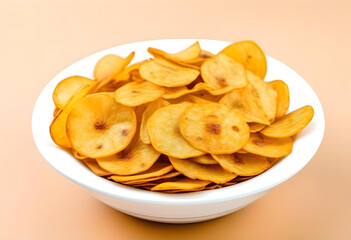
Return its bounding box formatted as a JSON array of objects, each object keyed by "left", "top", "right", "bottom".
[
  {"left": 147, "top": 102, "right": 205, "bottom": 158},
  {"left": 201, "top": 54, "right": 247, "bottom": 91},
  {"left": 95, "top": 130, "right": 161, "bottom": 175},
  {"left": 220, "top": 40, "right": 267, "bottom": 79},
  {"left": 140, "top": 99, "right": 170, "bottom": 144},
  {"left": 212, "top": 153, "right": 270, "bottom": 176},
  {"left": 163, "top": 82, "right": 212, "bottom": 99},
  {"left": 148, "top": 42, "right": 201, "bottom": 62},
  {"left": 66, "top": 93, "right": 136, "bottom": 158},
  {"left": 151, "top": 178, "right": 211, "bottom": 191},
  {"left": 92, "top": 52, "right": 135, "bottom": 93},
  {"left": 53, "top": 107, "right": 60, "bottom": 117},
  {"left": 109, "top": 162, "right": 173, "bottom": 182},
  {"left": 249, "top": 123, "right": 266, "bottom": 132},
  {"left": 268, "top": 80, "right": 290, "bottom": 119},
  {"left": 122, "top": 171, "right": 181, "bottom": 185},
  {"left": 191, "top": 154, "right": 218, "bottom": 165},
  {"left": 50, "top": 85, "right": 93, "bottom": 148},
  {"left": 83, "top": 159, "right": 112, "bottom": 177},
  {"left": 169, "top": 157, "right": 237, "bottom": 184},
  {"left": 114, "top": 81, "right": 165, "bottom": 107},
  {"left": 243, "top": 133, "right": 293, "bottom": 158},
  {"left": 72, "top": 149, "right": 89, "bottom": 160},
  {"left": 261, "top": 105, "right": 314, "bottom": 138},
  {"left": 179, "top": 102, "right": 250, "bottom": 154},
  {"left": 53, "top": 76, "right": 94, "bottom": 109},
  {"left": 94, "top": 54, "right": 124, "bottom": 81},
  {"left": 268, "top": 157, "right": 284, "bottom": 166},
  {"left": 246, "top": 70, "right": 277, "bottom": 123},
  {"left": 220, "top": 82, "right": 270, "bottom": 125},
  {"left": 139, "top": 58, "right": 200, "bottom": 87}
]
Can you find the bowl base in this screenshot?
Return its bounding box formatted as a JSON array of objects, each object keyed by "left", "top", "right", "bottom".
[{"left": 118, "top": 204, "right": 249, "bottom": 224}]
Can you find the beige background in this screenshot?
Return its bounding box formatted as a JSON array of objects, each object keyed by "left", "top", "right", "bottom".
[{"left": 1, "top": 0, "right": 350, "bottom": 239}]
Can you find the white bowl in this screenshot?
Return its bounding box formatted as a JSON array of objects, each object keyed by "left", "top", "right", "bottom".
[{"left": 32, "top": 39, "right": 325, "bottom": 223}]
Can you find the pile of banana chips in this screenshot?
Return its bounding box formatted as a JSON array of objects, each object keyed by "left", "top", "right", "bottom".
[{"left": 50, "top": 41, "right": 314, "bottom": 193}]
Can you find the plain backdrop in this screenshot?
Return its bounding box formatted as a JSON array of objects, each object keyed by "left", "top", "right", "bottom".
[{"left": 0, "top": 0, "right": 350, "bottom": 239}]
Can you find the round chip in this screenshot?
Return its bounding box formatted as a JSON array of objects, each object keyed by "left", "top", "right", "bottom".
[
  {"left": 66, "top": 93, "right": 136, "bottom": 158},
  {"left": 179, "top": 102, "right": 250, "bottom": 154},
  {"left": 140, "top": 99, "right": 170, "bottom": 144},
  {"left": 261, "top": 105, "right": 314, "bottom": 138},
  {"left": 219, "top": 40, "right": 267, "bottom": 79},
  {"left": 212, "top": 153, "right": 270, "bottom": 176},
  {"left": 191, "top": 154, "right": 218, "bottom": 165},
  {"left": 147, "top": 102, "right": 205, "bottom": 158},
  {"left": 53, "top": 76, "right": 94, "bottom": 109},
  {"left": 96, "top": 134, "right": 161, "bottom": 175},
  {"left": 114, "top": 81, "right": 165, "bottom": 107},
  {"left": 201, "top": 54, "right": 247, "bottom": 90},
  {"left": 243, "top": 133, "right": 293, "bottom": 158},
  {"left": 93, "top": 54, "right": 124, "bottom": 81},
  {"left": 169, "top": 157, "right": 237, "bottom": 184},
  {"left": 268, "top": 80, "right": 290, "bottom": 119},
  {"left": 139, "top": 58, "right": 200, "bottom": 87},
  {"left": 151, "top": 178, "right": 211, "bottom": 191}
]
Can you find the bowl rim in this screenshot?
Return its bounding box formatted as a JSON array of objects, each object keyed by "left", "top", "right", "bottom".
[{"left": 32, "top": 38, "right": 325, "bottom": 205}]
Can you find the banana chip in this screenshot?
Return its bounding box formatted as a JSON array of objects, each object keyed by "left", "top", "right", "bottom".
[
  {"left": 139, "top": 58, "right": 200, "bottom": 87},
  {"left": 66, "top": 93, "right": 136, "bottom": 158},
  {"left": 169, "top": 157, "right": 237, "bottom": 184},
  {"left": 114, "top": 81, "right": 165, "bottom": 107},
  {"left": 261, "top": 105, "right": 314, "bottom": 138},
  {"left": 96, "top": 133, "right": 161, "bottom": 175},
  {"left": 179, "top": 102, "right": 250, "bottom": 154},
  {"left": 201, "top": 54, "right": 247, "bottom": 91},
  {"left": 94, "top": 54, "right": 124, "bottom": 81},
  {"left": 53, "top": 76, "right": 94, "bottom": 109},
  {"left": 191, "top": 154, "right": 218, "bottom": 165},
  {"left": 83, "top": 159, "right": 112, "bottom": 177},
  {"left": 148, "top": 41, "right": 201, "bottom": 62},
  {"left": 243, "top": 133, "right": 293, "bottom": 158},
  {"left": 115, "top": 61, "right": 144, "bottom": 82},
  {"left": 122, "top": 171, "right": 181, "bottom": 185},
  {"left": 220, "top": 81, "right": 270, "bottom": 125},
  {"left": 246, "top": 70, "right": 277, "bottom": 123},
  {"left": 140, "top": 99, "right": 170, "bottom": 144},
  {"left": 50, "top": 85, "right": 93, "bottom": 148},
  {"left": 212, "top": 153, "right": 270, "bottom": 176},
  {"left": 151, "top": 178, "right": 211, "bottom": 191},
  {"left": 268, "top": 80, "right": 290, "bottom": 119},
  {"left": 109, "top": 162, "right": 173, "bottom": 182},
  {"left": 249, "top": 123, "right": 266, "bottom": 132},
  {"left": 220, "top": 40, "right": 267, "bottom": 79},
  {"left": 147, "top": 103, "right": 205, "bottom": 158}
]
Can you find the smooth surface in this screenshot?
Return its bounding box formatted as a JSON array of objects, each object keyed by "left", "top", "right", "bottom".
[
  {"left": 1, "top": 0, "right": 350, "bottom": 239},
  {"left": 32, "top": 39, "right": 324, "bottom": 223}
]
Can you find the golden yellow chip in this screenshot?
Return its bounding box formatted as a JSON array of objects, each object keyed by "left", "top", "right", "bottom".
[
  {"left": 268, "top": 157, "right": 283, "bottom": 166},
  {"left": 148, "top": 42, "right": 201, "bottom": 62},
  {"left": 139, "top": 58, "right": 200, "bottom": 87},
  {"left": 147, "top": 102, "right": 205, "bottom": 158},
  {"left": 179, "top": 102, "right": 250, "bottom": 154},
  {"left": 66, "top": 93, "right": 136, "bottom": 158},
  {"left": 95, "top": 130, "right": 161, "bottom": 175},
  {"left": 109, "top": 162, "right": 173, "bottom": 182},
  {"left": 140, "top": 99, "right": 170, "bottom": 144},
  {"left": 123, "top": 171, "right": 181, "bottom": 185},
  {"left": 219, "top": 40, "right": 267, "bottom": 79},
  {"left": 163, "top": 83, "right": 213, "bottom": 99},
  {"left": 220, "top": 81, "right": 270, "bottom": 125},
  {"left": 191, "top": 154, "right": 218, "bottom": 165},
  {"left": 249, "top": 123, "right": 266, "bottom": 132},
  {"left": 93, "top": 54, "right": 124, "bottom": 81},
  {"left": 83, "top": 159, "right": 112, "bottom": 177},
  {"left": 268, "top": 80, "right": 290, "bottom": 119},
  {"left": 261, "top": 105, "right": 314, "bottom": 138},
  {"left": 53, "top": 107, "right": 60, "bottom": 117},
  {"left": 246, "top": 70, "right": 277, "bottom": 123},
  {"left": 212, "top": 153, "right": 270, "bottom": 176},
  {"left": 53, "top": 76, "right": 94, "bottom": 109},
  {"left": 151, "top": 178, "right": 211, "bottom": 191},
  {"left": 243, "top": 133, "right": 293, "bottom": 158},
  {"left": 92, "top": 52, "right": 135, "bottom": 93},
  {"left": 201, "top": 54, "right": 247, "bottom": 91},
  {"left": 72, "top": 149, "right": 89, "bottom": 160},
  {"left": 169, "top": 157, "right": 237, "bottom": 184},
  {"left": 114, "top": 81, "right": 165, "bottom": 107},
  {"left": 50, "top": 85, "right": 93, "bottom": 148}
]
